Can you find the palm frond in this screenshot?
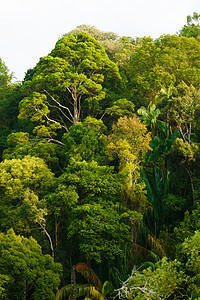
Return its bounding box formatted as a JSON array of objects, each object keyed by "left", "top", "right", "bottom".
[
  {"left": 75, "top": 263, "right": 103, "bottom": 292},
  {"left": 137, "top": 261, "right": 155, "bottom": 271},
  {"left": 149, "top": 251, "right": 161, "bottom": 262},
  {"left": 55, "top": 284, "right": 72, "bottom": 300},
  {"left": 102, "top": 281, "right": 114, "bottom": 297},
  {"left": 55, "top": 284, "right": 105, "bottom": 300},
  {"left": 147, "top": 234, "right": 165, "bottom": 258},
  {"left": 76, "top": 285, "right": 104, "bottom": 299}
]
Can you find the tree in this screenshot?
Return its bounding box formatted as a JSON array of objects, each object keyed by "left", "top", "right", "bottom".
[
  {"left": 107, "top": 116, "right": 151, "bottom": 189},
  {"left": 0, "top": 156, "right": 55, "bottom": 255},
  {"left": 168, "top": 81, "right": 200, "bottom": 144},
  {"left": 2, "top": 132, "right": 62, "bottom": 175},
  {"left": 154, "top": 35, "right": 200, "bottom": 88},
  {"left": 55, "top": 263, "right": 114, "bottom": 300},
  {"left": 66, "top": 24, "right": 136, "bottom": 63},
  {"left": 168, "top": 138, "right": 199, "bottom": 203},
  {"left": 68, "top": 202, "right": 132, "bottom": 263},
  {"left": 19, "top": 32, "right": 121, "bottom": 143},
  {"left": 0, "top": 58, "right": 12, "bottom": 87},
  {"left": 0, "top": 274, "right": 10, "bottom": 299},
  {"left": 179, "top": 12, "right": 200, "bottom": 38},
  {"left": 103, "top": 98, "right": 135, "bottom": 127},
  {"left": 62, "top": 117, "right": 108, "bottom": 165},
  {"left": 126, "top": 35, "right": 200, "bottom": 107},
  {"left": 0, "top": 229, "right": 62, "bottom": 300},
  {"left": 125, "top": 36, "right": 175, "bottom": 107},
  {"left": 174, "top": 201, "right": 200, "bottom": 244},
  {"left": 107, "top": 116, "right": 151, "bottom": 264},
  {"left": 54, "top": 159, "right": 134, "bottom": 264},
  {"left": 137, "top": 102, "right": 160, "bottom": 137},
  {"left": 0, "top": 60, "right": 21, "bottom": 159},
  {"left": 45, "top": 183, "right": 79, "bottom": 254},
  {"left": 177, "top": 230, "right": 200, "bottom": 297},
  {"left": 0, "top": 155, "right": 53, "bottom": 202},
  {"left": 0, "top": 83, "right": 22, "bottom": 130}
]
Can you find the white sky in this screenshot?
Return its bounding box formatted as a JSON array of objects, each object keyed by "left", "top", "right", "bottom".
[{"left": 1, "top": 0, "right": 199, "bottom": 81}]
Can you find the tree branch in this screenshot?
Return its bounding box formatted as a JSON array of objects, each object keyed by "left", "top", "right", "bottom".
[{"left": 44, "top": 90, "right": 75, "bottom": 122}]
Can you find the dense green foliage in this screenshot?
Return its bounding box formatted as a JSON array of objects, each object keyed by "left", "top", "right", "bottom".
[
  {"left": 1, "top": 13, "right": 200, "bottom": 299},
  {"left": 0, "top": 229, "right": 62, "bottom": 299}
]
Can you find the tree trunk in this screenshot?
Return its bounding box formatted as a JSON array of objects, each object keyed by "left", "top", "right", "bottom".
[
  {"left": 37, "top": 222, "right": 54, "bottom": 260},
  {"left": 71, "top": 265, "right": 76, "bottom": 300},
  {"left": 74, "top": 99, "right": 78, "bottom": 125},
  {"left": 55, "top": 220, "right": 60, "bottom": 248},
  {"left": 23, "top": 280, "right": 26, "bottom": 300}
]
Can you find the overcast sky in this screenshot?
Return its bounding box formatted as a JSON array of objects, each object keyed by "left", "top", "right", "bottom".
[{"left": 1, "top": 0, "right": 200, "bottom": 81}]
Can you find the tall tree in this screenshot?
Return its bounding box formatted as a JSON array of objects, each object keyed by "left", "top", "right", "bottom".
[
  {"left": 66, "top": 24, "right": 136, "bottom": 63},
  {"left": 0, "top": 58, "right": 12, "bottom": 87},
  {"left": 126, "top": 35, "right": 200, "bottom": 107},
  {"left": 107, "top": 116, "right": 151, "bottom": 259},
  {"left": 167, "top": 81, "right": 200, "bottom": 144},
  {"left": 0, "top": 59, "right": 21, "bottom": 159},
  {"left": 53, "top": 159, "right": 133, "bottom": 264},
  {"left": 107, "top": 116, "right": 151, "bottom": 189},
  {"left": 0, "top": 156, "right": 54, "bottom": 249},
  {"left": 179, "top": 12, "right": 200, "bottom": 38},
  {"left": 19, "top": 32, "right": 121, "bottom": 143}
]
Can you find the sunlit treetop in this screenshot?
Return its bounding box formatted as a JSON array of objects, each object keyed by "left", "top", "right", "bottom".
[{"left": 0, "top": 58, "right": 13, "bottom": 87}]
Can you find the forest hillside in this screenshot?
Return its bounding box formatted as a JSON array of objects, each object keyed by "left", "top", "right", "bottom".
[{"left": 0, "top": 12, "right": 200, "bottom": 299}]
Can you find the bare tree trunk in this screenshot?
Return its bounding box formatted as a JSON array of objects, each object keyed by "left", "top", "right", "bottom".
[
  {"left": 178, "top": 124, "right": 187, "bottom": 142},
  {"left": 37, "top": 221, "right": 54, "bottom": 260},
  {"left": 129, "top": 171, "right": 133, "bottom": 188},
  {"left": 74, "top": 98, "right": 79, "bottom": 125},
  {"left": 183, "top": 166, "right": 196, "bottom": 203}
]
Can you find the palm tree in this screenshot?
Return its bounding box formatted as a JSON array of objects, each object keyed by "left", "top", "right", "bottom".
[{"left": 137, "top": 101, "right": 160, "bottom": 137}]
